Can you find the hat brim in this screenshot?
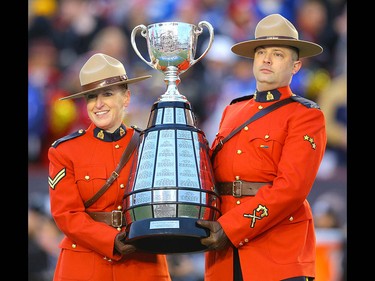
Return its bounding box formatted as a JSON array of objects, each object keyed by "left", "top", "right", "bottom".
[
  {"left": 231, "top": 39, "right": 323, "bottom": 59},
  {"left": 60, "top": 75, "right": 152, "bottom": 100}
]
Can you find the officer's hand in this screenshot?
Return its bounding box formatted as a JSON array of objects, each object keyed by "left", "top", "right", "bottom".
[
  {"left": 114, "top": 231, "right": 137, "bottom": 255},
  {"left": 196, "top": 220, "right": 230, "bottom": 250}
]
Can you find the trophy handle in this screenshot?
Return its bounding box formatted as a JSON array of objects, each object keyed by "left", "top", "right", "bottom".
[
  {"left": 131, "top": 24, "right": 154, "bottom": 68},
  {"left": 191, "top": 21, "right": 214, "bottom": 67}
]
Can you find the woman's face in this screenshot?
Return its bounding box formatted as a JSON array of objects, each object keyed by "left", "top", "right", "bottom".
[{"left": 85, "top": 85, "right": 130, "bottom": 133}]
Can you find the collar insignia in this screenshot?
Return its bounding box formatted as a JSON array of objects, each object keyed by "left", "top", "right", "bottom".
[
  {"left": 255, "top": 89, "right": 281, "bottom": 102},
  {"left": 266, "top": 91, "right": 274, "bottom": 101},
  {"left": 97, "top": 130, "right": 104, "bottom": 139},
  {"left": 119, "top": 126, "right": 125, "bottom": 136},
  {"left": 94, "top": 124, "right": 127, "bottom": 142}
]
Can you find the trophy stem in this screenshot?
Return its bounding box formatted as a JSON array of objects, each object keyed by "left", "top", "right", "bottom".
[{"left": 159, "top": 67, "right": 187, "bottom": 102}]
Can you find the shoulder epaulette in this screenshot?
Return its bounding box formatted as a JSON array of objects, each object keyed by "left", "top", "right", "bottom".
[
  {"left": 290, "top": 95, "right": 320, "bottom": 109},
  {"left": 51, "top": 129, "right": 86, "bottom": 148},
  {"left": 131, "top": 125, "right": 143, "bottom": 133},
  {"left": 230, "top": 94, "right": 254, "bottom": 105}
]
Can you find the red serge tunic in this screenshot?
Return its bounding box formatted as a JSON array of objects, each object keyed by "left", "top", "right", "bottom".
[
  {"left": 205, "top": 86, "right": 327, "bottom": 281},
  {"left": 48, "top": 123, "right": 171, "bottom": 281}
]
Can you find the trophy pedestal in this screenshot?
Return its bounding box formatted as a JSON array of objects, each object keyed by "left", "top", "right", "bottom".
[
  {"left": 126, "top": 217, "right": 209, "bottom": 253},
  {"left": 123, "top": 100, "right": 220, "bottom": 254}
]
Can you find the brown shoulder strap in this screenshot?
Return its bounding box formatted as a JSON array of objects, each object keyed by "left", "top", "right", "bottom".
[
  {"left": 84, "top": 128, "right": 140, "bottom": 209},
  {"left": 211, "top": 98, "right": 294, "bottom": 164}
]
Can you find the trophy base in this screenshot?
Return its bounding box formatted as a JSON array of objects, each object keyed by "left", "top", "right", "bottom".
[{"left": 126, "top": 217, "right": 209, "bottom": 254}]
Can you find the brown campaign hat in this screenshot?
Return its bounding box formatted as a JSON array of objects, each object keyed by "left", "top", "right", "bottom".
[
  {"left": 60, "top": 53, "right": 151, "bottom": 100},
  {"left": 231, "top": 14, "right": 323, "bottom": 59}
]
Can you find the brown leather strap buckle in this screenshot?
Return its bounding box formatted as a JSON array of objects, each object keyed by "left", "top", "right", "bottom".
[
  {"left": 111, "top": 210, "right": 123, "bottom": 228},
  {"left": 232, "top": 180, "right": 243, "bottom": 197}
]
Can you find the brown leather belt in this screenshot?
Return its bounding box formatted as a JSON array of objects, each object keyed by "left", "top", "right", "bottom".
[
  {"left": 87, "top": 210, "right": 125, "bottom": 228},
  {"left": 216, "top": 181, "right": 272, "bottom": 197}
]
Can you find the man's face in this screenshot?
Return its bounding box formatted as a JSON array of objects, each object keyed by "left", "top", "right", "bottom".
[{"left": 252, "top": 45, "right": 301, "bottom": 91}]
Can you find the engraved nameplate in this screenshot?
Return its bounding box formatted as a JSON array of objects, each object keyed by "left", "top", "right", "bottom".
[
  {"left": 150, "top": 220, "right": 180, "bottom": 229},
  {"left": 153, "top": 204, "right": 176, "bottom": 218},
  {"left": 175, "top": 107, "right": 186, "bottom": 124},
  {"left": 154, "top": 130, "right": 176, "bottom": 187},
  {"left": 134, "top": 131, "right": 158, "bottom": 190},
  {"left": 153, "top": 190, "right": 177, "bottom": 202}
]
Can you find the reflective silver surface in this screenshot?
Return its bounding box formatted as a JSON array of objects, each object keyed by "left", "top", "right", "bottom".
[
  {"left": 124, "top": 102, "right": 221, "bottom": 228},
  {"left": 131, "top": 21, "right": 214, "bottom": 101},
  {"left": 124, "top": 21, "right": 219, "bottom": 254}
]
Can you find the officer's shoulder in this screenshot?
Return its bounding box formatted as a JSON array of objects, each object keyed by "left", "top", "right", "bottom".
[
  {"left": 131, "top": 125, "right": 143, "bottom": 133},
  {"left": 291, "top": 94, "right": 320, "bottom": 109},
  {"left": 51, "top": 129, "right": 86, "bottom": 148},
  {"left": 230, "top": 94, "right": 254, "bottom": 105}
]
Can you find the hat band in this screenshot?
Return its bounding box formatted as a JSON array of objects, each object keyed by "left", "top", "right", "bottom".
[
  {"left": 256, "top": 35, "right": 297, "bottom": 40},
  {"left": 81, "top": 75, "right": 128, "bottom": 92}
]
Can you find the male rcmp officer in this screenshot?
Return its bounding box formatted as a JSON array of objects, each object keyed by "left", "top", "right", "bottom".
[{"left": 197, "top": 14, "right": 327, "bottom": 281}]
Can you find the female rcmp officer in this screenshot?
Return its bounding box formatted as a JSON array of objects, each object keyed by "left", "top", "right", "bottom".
[
  {"left": 47, "top": 53, "right": 171, "bottom": 281},
  {"left": 197, "top": 14, "right": 327, "bottom": 281}
]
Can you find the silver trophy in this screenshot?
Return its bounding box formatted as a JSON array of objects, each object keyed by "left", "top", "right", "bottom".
[{"left": 123, "top": 21, "right": 221, "bottom": 254}]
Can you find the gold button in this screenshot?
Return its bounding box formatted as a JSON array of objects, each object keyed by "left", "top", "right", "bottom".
[
  {"left": 239, "top": 242, "right": 243, "bottom": 246},
  {"left": 244, "top": 126, "right": 248, "bottom": 131},
  {"left": 120, "top": 183, "right": 125, "bottom": 189},
  {"left": 117, "top": 227, "right": 122, "bottom": 231},
  {"left": 85, "top": 175, "right": 90, "bottom": 180},
  {"left": 103, "top": 256, "right": 107, "bottom": 260},
  {"left": 107, "top": 258, "right": 112, "bottom": 262},
  {"left": 289, "top": 216, "right": 294, "bottom": 221},
  {"left": 235, "top": 176, "right": 240, "bottom": 180},
  {"left": 237, "top": 149, "right": 242, "bottom": 154},
  {"left": 236, "top": 200, "right": 241, "bottom": 205},
  {"left": 258, "top": 105, "right": 263, "bottom": 109},
  {"left": 72, "top": 243, "right": 77, "bottom": 248},
  {"left": 117, "top": 205, "right": 122, "bottom": 210},
  {"left": 244, "top": 238, "right": 249, "bottom": 243},
  {"left": 78, "top": 129, "right": 84, "bottom": 134},
  {"left": 264, "top": 134, "right": 269, "bottom": 139},
  {"left": 115, "top": 144, "right": 120, "bottom": 149}
]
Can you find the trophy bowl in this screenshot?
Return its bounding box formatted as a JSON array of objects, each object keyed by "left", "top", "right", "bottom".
[{"left": 130, "top": 21, "right": 214, "bottom": 101}]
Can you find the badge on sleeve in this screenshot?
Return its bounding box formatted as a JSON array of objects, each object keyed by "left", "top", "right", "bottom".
[
  {"left": 48, "top": 168, "right": 66, "bottom": 190},
  {"left": 303, "top": 134, "right": 316, "bottom": 149},
  {"left": 243, "top": 204, "right": 269, "bottom": 228}
]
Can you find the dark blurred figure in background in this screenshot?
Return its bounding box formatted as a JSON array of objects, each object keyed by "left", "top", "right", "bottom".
[
  {"left": 313, "top": 192, "right": 346, "bottom": 281},
  {"left": 316, "top": 2, "right": 346, "bottom": 177},
  {"left": 29, "top": 192, "right": 62, "bottom": 281}
]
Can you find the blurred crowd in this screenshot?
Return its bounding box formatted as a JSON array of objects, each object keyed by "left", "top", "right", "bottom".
[{"left": 28, "top": 0, "right": 347, "bottom": 280}]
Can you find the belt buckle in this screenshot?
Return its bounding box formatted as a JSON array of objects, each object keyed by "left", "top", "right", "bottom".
[
  {"left": 232, "top": 180, "right": 242, "bottom": 198},
  {"left": 111, "top": 210, "right": 123, "bottom": 228}
]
